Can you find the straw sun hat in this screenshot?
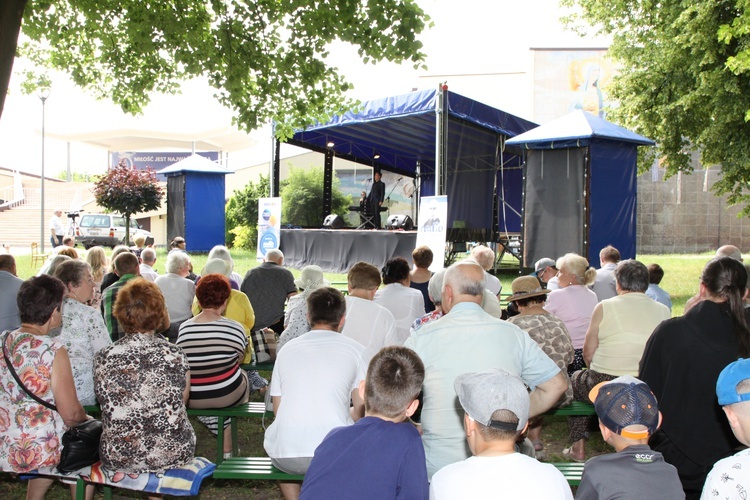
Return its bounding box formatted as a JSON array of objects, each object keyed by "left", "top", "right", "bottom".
[{"left": 507, "top": 276, "right": 550, "bottom": 302}]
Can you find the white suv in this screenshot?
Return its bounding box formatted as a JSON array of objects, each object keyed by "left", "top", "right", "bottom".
[{"left": 78, "top": 214, "right": 152, "bottom": 249}]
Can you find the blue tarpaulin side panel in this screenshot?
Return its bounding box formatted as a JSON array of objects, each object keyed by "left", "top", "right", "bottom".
[
  {"left": 185, "top": 173, "right": 226, "bottom": 252},
  {"left": 497, "top": 168, "right": 523, "bottom": 233},
  {"left": 587, "top": 140, "right": 637, "bottom": 268}
]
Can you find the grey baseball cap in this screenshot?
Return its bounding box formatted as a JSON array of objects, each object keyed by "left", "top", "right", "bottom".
[
  {"left": 535, "top": 258, "right": 557, "bottom": 273},
  {"left": 454, "top": 368, "right": 530, "bottom": 431}
]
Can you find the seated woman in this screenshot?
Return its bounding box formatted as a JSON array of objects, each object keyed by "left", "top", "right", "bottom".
[
  {"left": 545, "top": 253, "right": 599, "bottom": 375},
  {"left": 94, "top": 279, "right": 195, "bottom": 473},
  {"left": 565, "top": 259, "right": 671, "bottom": 462},
  {"left": 0, "top": 275, "right": 89, "bottom": 499},
  {"left": 409, "top": 245, "right": 435, "bottom": 313},
  {"left": 278, "top": 265, "right": 330, "bottom": 351},
  {"left": 54, "top": 260, "right": 112, "bottom": 405},
  {"left": 374, "top": 257, "right": 426, "bottom": 344},
  {"left": 179, "top": 273, "right": 249, "bottom": 458},
  {"left": 85, "top": 246, "right": 108, "bottom": 307},
  {"left": 507, "top": 275, "right": 575, "bottom": 456},
  {"left": 191, "top": 259, "right": 264, "bottom": 393}
]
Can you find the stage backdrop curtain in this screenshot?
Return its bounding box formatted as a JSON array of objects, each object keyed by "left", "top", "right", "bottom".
[
  {"left": 280, "top": 229, "right": 417, "bottom": 273},
  {"left": 523, "top": 148, "right": 585, "bottom": 266},
  {"left": 167, "top": 175, "right": 186, "bottom": 244}
]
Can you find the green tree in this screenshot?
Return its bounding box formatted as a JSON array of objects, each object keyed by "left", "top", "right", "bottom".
[
  {"left": 55, "top": 171, "right": 96, "bottom": 182},
  {"left": 564, "top": 0, "right": 750, "bottom": 214},
  {"left": 281, "top": 166, "right": 351, "bottom": 227},
  {"left": 1, "top": 1, "right": 429, "bottom": 137},
  {"left": 92, "top": 162, "right": 164, "bottom": 244},
  {"left": 225, "top": 174, "right": 271, "bottom": 249}
]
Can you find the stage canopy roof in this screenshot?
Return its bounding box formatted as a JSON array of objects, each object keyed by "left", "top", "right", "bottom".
[
  {"left": 506, "top": 110, "right": 655, "bottom": 150},
  {"left": 288, "top": 87, "right": 538, "bottom": 178}
]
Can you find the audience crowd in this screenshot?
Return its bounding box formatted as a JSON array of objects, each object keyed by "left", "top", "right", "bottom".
[{"left": 2, "top": 237, "right": 748, "bottom": 500}]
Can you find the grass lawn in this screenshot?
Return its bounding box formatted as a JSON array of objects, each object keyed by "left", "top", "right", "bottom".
[{"left": 2, "top": 248, "right": 715, "bottom": 497}]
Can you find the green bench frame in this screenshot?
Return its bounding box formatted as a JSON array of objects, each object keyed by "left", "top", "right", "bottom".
[{"left": 212, "top": 457, "right": 585, "bottom": 486}]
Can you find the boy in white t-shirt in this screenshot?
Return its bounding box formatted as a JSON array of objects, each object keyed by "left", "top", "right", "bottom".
[
  {"left": 429, "top": 368, "right": 573, "bottom": 500},
  {"left": 702, "top": 359, "right": 750, "bottom": 499}
]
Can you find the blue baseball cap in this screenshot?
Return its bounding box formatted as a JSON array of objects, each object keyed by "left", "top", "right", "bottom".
[{"left": 717, "top": 359, "right": 750, "bottom": 406}]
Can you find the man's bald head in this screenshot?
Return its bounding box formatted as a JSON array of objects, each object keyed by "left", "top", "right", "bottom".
[
  {"left": 0, "top": 254, "right": 16, "bottom": 275},
  {"left": 442, "top": 261, "right": 485, "bottom": 313},
  {"left": 717, "top": 245, "right": 743, "bottom": 262},
  {"left": 265, "top": 249, "right": 284, "bottom": 264}
]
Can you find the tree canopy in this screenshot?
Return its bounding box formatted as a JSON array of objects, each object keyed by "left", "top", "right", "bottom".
[
  {"left": 92, "top": 162, "right": 164, "bottom": 243},
  {"left": 225, "top": 174, "right": 271, "bottom": 249},
  {"left": 564, "top": 0, "right": 750, "bottom": 214},
  {"left": 1, "top": 0, "right": 429, "bottom": 137},
  {"left": 281, "top": 166, "right": 351, "bottom": 227}
]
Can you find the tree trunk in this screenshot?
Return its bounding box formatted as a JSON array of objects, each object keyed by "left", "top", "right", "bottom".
[
  {"left": 0, "top": 0, "right": 27, "bottom": 120},
  {"left": 124, "top": 213, "right": 131, "bottom": 246}
]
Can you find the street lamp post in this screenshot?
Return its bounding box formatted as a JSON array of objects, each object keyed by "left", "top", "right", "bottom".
[{"left": 38, "top": 89, "right": 50, "bottom": 253}]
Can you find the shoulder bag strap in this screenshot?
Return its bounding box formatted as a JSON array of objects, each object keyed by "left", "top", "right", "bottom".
[{"left": 2, "top": 332, "right": 57, "bottom": 412}]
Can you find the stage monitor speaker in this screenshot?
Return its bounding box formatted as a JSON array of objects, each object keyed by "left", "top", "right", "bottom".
[
  {"left": 323, "top": 214, "right": 345, "bottom": 229},
  {"left": 385, "top": 214, "right": 413, "bottom": 230}
]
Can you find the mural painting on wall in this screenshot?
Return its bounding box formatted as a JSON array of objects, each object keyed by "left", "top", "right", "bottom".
[{"left": 532, "top": 49, "right": 618, "bottom": 124}]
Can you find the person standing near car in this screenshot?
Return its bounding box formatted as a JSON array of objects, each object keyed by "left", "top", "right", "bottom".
[{"left": 49, "top": 209, "right": 64, "bottom": 247}]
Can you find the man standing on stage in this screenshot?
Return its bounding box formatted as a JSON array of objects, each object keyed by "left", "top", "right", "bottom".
[{"left": 367, "top": 170, "right": 385, "bottom": 229}]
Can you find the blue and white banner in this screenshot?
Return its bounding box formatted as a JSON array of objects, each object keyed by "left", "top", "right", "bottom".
[
  {"left": 257, "top": 197, "right": 282, "bottom": 260},
  {"left": 415, "top": 195, "right": 448, "bottom": 272}
]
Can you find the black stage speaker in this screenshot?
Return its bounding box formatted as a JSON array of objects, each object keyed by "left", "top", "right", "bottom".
[
  {"left": 323, "top": 214, "right": 345, "bottom": 229},
  {"left": 385, "top": 214, "right": 413, "bottom": 230}
]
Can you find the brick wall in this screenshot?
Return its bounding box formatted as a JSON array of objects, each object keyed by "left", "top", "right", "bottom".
[{"left": 637, "top": 155, "right": 750, "bottom": 254}]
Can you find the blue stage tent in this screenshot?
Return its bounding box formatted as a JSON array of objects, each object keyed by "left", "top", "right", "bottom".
[
  {"left": 282, "top": 87, "right": 538, "bottom": 242},
  {"left": 506, "top": 110, "right": 654, "bottom": 268}
]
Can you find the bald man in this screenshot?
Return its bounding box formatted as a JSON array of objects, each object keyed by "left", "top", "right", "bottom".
[
  {"left": 404, "top": 260, "right": 568, "bottom": 478},
  {"left": 241, "top": 249, "right": 297, "bottom": 362},
  {"left": 717, "top": 245, "right": 742, "bottom": 262}
]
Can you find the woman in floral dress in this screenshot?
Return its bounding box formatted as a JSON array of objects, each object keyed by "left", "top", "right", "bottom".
[
  {"left": 54, "top": 260, "right": 111, "bottom": 405},
  {"left": 0, "top": 275, "right": 88, "bottom": 498}
]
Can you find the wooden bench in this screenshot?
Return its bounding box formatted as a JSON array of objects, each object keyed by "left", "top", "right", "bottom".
[
  {"left": 544, "top": 400, "right": 597, "bottom": 416},
  {"left": 550, "top": 462, "right": 585, "bottom": 486},
  {"left": 188, "top": 402, "right": 274, "bottom": 463},
  {"left": 212, "top": 457, "right": 585, "bottom": 487},
  {"left": 241, "top": 360, "right": 275, "bottom": 372},
  {"left": 213, "top": 456, "right": 304, "bottom": 482},
  {"left": 86, "top": 402, "right": 274, "bottom": 464}
]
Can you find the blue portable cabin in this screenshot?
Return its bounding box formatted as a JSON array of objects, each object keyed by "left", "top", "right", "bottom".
[
  {"left": 505, "top": 110, "right": 654, "bottom": 268},
  {"left": 160, "top": 154, "right": 231, "bottom": 252}
]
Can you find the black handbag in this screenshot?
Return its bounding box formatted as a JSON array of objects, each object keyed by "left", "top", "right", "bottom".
[{"left": 2, "top": 332, "right": 102, "bottom": 473}]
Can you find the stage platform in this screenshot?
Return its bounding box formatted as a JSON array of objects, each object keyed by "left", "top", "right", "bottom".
[{"left": 280, "top": 228, "right": 418, "bottom": 273}]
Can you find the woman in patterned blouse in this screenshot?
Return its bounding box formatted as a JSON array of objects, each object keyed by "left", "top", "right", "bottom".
[{"left": 94, "top": 279, "right": 195, "bottom": 473}]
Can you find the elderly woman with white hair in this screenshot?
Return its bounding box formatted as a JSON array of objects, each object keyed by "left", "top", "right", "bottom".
[
  {"left": 544, "top": 253, "right": 598, "bottom": 375},
  {"left": 208, "top": 245, "right": 243, "bottom": 289},
  {"left": 155, "top": 250, "right": 196, "bottom": 342},
  {"left": 277, "top": 265, "right": 330, "bottom": 351}
]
